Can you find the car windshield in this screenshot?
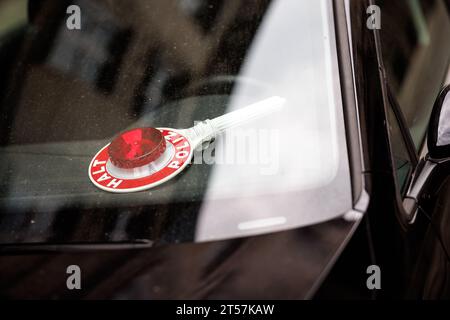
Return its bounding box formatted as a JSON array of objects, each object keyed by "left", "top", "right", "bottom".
[{"left": 0, "top": 0, "right": 352, "bottom": 244}]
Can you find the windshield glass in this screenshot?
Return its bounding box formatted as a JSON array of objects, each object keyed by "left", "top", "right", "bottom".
[{"left": 0, "top": 0, "right": 352, "bottom": 244}]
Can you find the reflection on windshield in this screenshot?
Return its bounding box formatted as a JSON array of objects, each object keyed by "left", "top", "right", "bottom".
[{"left": 0, "top": 0, "right": 352, "bottom": 244}]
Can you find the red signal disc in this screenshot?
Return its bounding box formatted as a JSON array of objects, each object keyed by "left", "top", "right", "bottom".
[{"left": 88, "top": 129, "right": 192, "bottom": 193}]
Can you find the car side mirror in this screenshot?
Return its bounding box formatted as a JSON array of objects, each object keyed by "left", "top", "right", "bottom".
[{"left": 428, "top": 85, "right": 450, "bottom": 160}]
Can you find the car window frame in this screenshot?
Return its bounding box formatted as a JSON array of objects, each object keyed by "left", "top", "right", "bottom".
[{"left": 372, "top": 27, "right": 416, "bottom": 201}]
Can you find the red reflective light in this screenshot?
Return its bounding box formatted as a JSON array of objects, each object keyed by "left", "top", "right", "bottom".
[{"left": 108, "top": 127, "right": 166, "bottom": 169}]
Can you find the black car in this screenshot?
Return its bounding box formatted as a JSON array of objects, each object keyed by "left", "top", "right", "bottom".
[{"left": 0, "top": 0, "right": 450, "bottom": 299}]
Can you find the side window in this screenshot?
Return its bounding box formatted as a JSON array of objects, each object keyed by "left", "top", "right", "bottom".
[{"left": 378, "top": 0, "right": 450, "bottom": 150}]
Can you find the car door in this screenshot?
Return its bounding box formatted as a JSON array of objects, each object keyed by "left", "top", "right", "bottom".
[{"left": 376, "top": 0, "right": 450, "bottom": 298}]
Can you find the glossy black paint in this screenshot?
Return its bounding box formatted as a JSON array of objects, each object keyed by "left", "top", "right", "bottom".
[
  {"left": 0, "top": 219, "right": 359, "bottom": 299},
  {"left": 405, "top": 160, "right": 450, "bottom": 297}
]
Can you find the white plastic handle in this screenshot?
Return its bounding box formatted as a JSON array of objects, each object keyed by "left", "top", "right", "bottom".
[
  {"left": 209, "top": 96, "right": 285, "bottom": 133},
  {"left": 186, "top": 96, "right": 285, "bottom": 144}
]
